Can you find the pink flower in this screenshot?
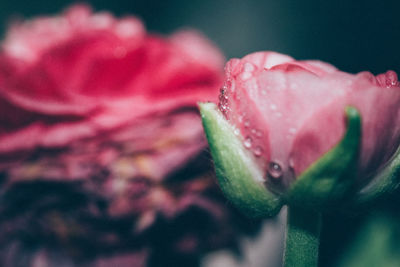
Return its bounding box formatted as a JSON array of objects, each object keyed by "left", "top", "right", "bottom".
[
  {"left": 220, "top": 51, "right": 400, "bottom": 186},
  {"left": 0, "top": 3, "right": 227, "bottom": 219},
  {"left": 0, "top": 4, "right": 223, "bottom": 156},
  {"left": 0, "top": 5, "right": 256, "bottom": 266}
]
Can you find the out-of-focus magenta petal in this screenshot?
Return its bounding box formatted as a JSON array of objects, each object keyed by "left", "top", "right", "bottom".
[{"left": 0, "top": 4, "right": 223, "bottom": 154}]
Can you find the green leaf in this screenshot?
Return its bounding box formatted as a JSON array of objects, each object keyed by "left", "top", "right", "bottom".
[
  {"left": 287, "top": 106, "right": 361, "bottom": 210},
  {"left": 199, "top": 102, "right": 282, "bottom": 218}
]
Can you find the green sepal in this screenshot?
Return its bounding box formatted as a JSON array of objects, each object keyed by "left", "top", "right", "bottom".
[
  {"left": 287, "top": 106, "right": 361, "bottom": 210},
  {"left": 355, "top": 145, "right": 400, "bottom": 205},
  {"left": 199, "top": 102, "right": 282, "bottom": 218}
]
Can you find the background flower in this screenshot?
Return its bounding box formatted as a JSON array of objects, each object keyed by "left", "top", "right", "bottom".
[
  {"left": 0, "top": 5, "right": 262, "bottom": 266},
  {"left": 0, "top": 5, "right": 222, "bottom": 156}
]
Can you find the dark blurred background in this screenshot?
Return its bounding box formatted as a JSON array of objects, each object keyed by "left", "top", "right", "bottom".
[{"left": 0, "top": 0, "right": 399, "bottom": 74}]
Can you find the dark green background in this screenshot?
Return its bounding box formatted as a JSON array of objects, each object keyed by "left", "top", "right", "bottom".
[{"left": 1, "top": 0, "right": 399, "bottom": 74}]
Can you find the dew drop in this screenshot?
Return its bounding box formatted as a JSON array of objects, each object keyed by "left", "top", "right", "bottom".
[
  {"left": 244, "top": 120, "right": 250, "bottom": 128},
  {"left": 243, "top": 62, "right": 255, "bottom": 72},
  {"left": 240, "top": 72, "right": 252, "bottom": 80},
  {"left": 253, "top": 146, "right": 263, "bottom": 157},
  {"left": 267, "top": 162, "right": 282, "bottom": 180},
  {"left": 218, "top": 86, "right": 229, "bottom": 115},
  {"left": 243, "top": 136, "right": 252, "bottom": 148},
  {"left": 234, "top": 128, "right": 240, "bottom": 136},
  {"left": 270, "top": 104, "right": 277, "bottom": 111}
]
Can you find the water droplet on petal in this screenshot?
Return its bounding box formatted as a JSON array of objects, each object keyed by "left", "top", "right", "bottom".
[
  {"left": 255, "top": 130, "right": 263, "bottom": 138},
  {"left": 218, "top": 86, "right": 230, "bottom": 115},
  {"left": 234, "top": 128, "right": 240, "bottom": 136},
  {"left": 267, "top": 162, "right": 282, "bottom": 180},
  {"left": 253, "top": 146, "right": 263, "bottom": 157},
  {"left": 243, "top": 136, "right": 252, "bottom": 148},
  {"left": 244, "top": 120, "right": 250, "bottom": 128},
  {"left": 270, "top": 104, "right": 277, "bottom": 110},
  {"left": 240, "top": 72, "right": 252, "bottom": 80},
  {"left": 243, "top": 62, "right": 255, "bottom": 72},
  {"left": 239, "top": 63, "right": 256, "bottom": 81}
]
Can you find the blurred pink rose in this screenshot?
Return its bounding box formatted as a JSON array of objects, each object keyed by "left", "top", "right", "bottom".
[
  {"left": 0, "top": 4, "right": 224, "bottom": 195},
  {"left": 0, "top": 4, "right": 223, "bottom": 156},
  {"left": 0, "top": 5, "right": 259, "bottom": 267},
  {"left": 220, "top": 51, "right": 400, "bottom": 187}
]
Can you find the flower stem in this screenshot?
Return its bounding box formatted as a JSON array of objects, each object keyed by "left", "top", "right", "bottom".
[{"left": 283, "top": 206, "right": 322, "bottom": 267}]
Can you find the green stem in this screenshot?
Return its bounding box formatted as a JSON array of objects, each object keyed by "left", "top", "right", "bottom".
[{"left": 283, "top": 206, "right": 322, "bottom": 267}]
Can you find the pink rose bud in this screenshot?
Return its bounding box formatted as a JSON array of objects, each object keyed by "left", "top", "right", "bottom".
[
  {"left": 200, "top": 51, "right": 400, "bottom": 216},
  {"left": 223, "top": 51, "right": 400, "bottom": 185}
]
